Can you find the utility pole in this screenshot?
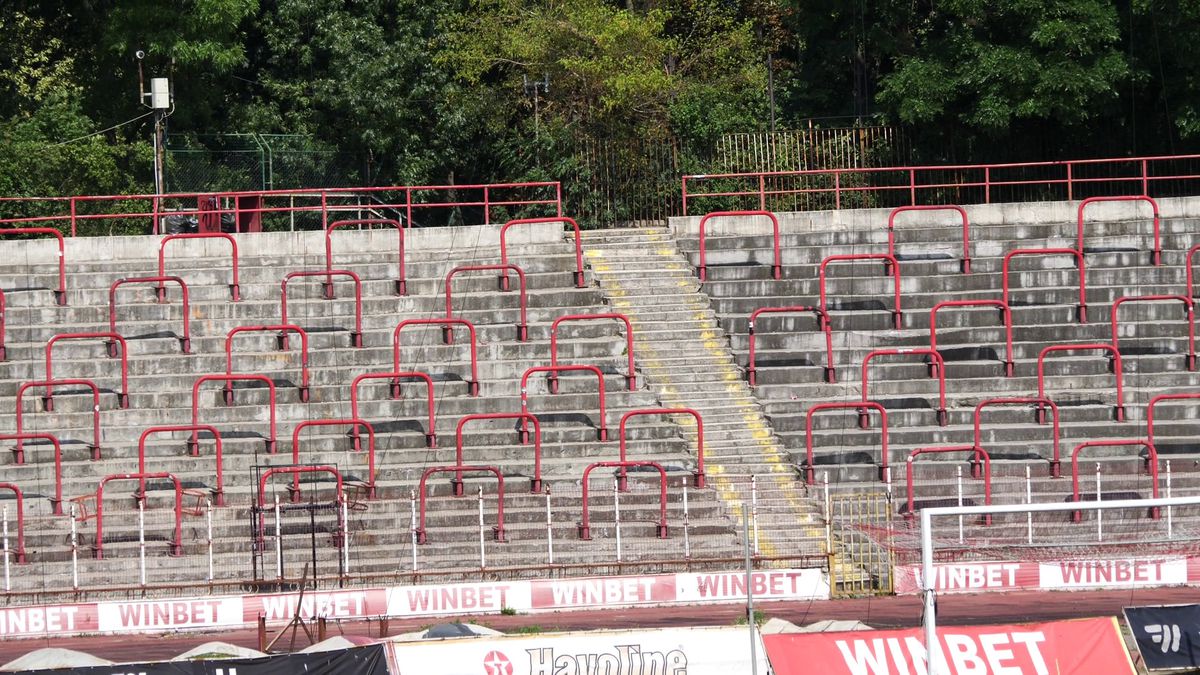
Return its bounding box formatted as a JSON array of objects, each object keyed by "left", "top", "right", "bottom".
[
  {"left": 523, "top": 74, "right": 550, "bottom": 142},
  {"left": 137, "top": 52, "right": 173, "bottom": 195}
]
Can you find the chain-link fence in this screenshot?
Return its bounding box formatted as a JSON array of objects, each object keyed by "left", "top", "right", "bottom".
[{"left": 165, "top": 134, "right": 368, "bottom": 194}]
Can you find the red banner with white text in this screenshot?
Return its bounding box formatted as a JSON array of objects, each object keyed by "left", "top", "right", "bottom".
[{"left": 894, "top": 556, "right": 1197, "bottom": 594}]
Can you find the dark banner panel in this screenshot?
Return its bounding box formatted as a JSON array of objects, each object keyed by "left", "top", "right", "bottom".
[
  {"left": 11, "top": 644, "right": 390, "bottom": 675},
  {"left": 1124, "top": 605, "right": 1200, "bottom": 671}
]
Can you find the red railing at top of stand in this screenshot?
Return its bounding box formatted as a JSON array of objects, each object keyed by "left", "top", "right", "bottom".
[
  {"left": 225, "top": 324, "right": 310, "bottom": 402},
  {"left": 1077, "top": 195, "right": 1162, "bottom": 266},
  {"left": 696, "top": 210, "right": 781, "bottom": 282},
  {"left": 157, "top": 233, "right": 241, "bottom": 302},
  {"left": 415, "top": 464, "right": 506, "bottom": 544},
  {"left": 973, "top": 397, "right": 1062, "bottom": 477},
  {"left": 500, "top": 217, "right": 586, "bottom": 288},
  {"left": 0, "top": 483, "right": 27, "bottom": 564},
  {"left": 579, "top": 460, "right": 669, "bottom": 541},
  {"left": 92, "top": 472, "right": 183, "bottom": 559},
  {"left": 350, "top": 371, "right": 437, "bottom": 448},
  {"left": 887, "top": 205, "right": 972, "bottom": 274},
  {"left": 804, "top": 401, "right": 890, "bottom": 485},
  {"left": 861, "top": 349, "right": 948, "bottom": 426},
  {"left": 0, "top": 228, "right": 67, "bottom": 305},
  {"left": 258, "top": 465, "right": 343, "bottom": 508},
  {"left": 0, "top": 432, "right": 64, "bottom": 513},
  {"left": 445, "top": 264, "right": 528, "bottom": 342},
  {"left": 618, "top": 408, "right": 706, "bottom": 489},
  {"left": 819, "top": 254, "right": 903, "bottom": 330},
  {"left": 1146, "top": 393, "right": 1200, "bottom": 450},
  {"left": 292, "top": 419, "right": 377, "bottom": 500},
  {"left": 138, "top": 425, "right": 225, "bottom": 506},
  {"left": 1070, "top": 439, "right": 1160, "bottom": 521},
  {"left": 520, "top": 365, "right": 608, "bottom": 442},
  {"left": 1002, "top": 248, "right": 1088, "bottom": 324},
  {"left": 45, "top": 332, "right": 130, "bottom": 409},
  {"left": 393, "top": 318, "right": 480, "bottom": 396},
  {"left": 281, "top": 270, "right": 364, "bottom": 348},
  {"left": 747, "top": 306, "right": 835, "bottom": 385},
  {"left": 1110, "top": 295, "right": 1196, "bottom": 371},
  {"left": 455, "top": 413, "right": 542, "bottom": 494},
  {"left": 905, "top": 445, "right": 992, "bottom": 523},
  {"left": 929, "top": 300, "right": 1015, "bottom": 377},
  {"left": 1037, "top": 343, "right": 1127, "bottom": 422},
  {"left": 108, "top": 276, "right": 191, "bottom": 353},
  {"left": 16, "top": 379, "right": 102, "bottom": 460},
  {"left": 191, "top": 373, "right": 278, "bottom": 453},
  {"left": 325, "top": 219, "right": 407, "bottom": 296},
  {"left": 549, "top": 313, "right": 636, "bottom": 391}
]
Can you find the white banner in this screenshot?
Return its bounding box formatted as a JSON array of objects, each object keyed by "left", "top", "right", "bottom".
[
  {"left": 386, "top": 580, "right": 532, "bottom": 617},
  {"left": 1038, "top": 558, "right": 1188, "bottom": 589},
  {"left": 97, "top": 596, "right": 244, "bottom": 632},
  {"left": 675, "top": 568, "right": 828, "bottom": 603}
]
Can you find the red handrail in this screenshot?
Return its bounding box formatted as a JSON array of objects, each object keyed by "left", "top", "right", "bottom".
[
  {"left": 138, "top": 425, "right": 225, "bottom": 506},
  {"left": 0, "top": 432, "right": 64, "bottom": 513},
  {"left": 549, "top": 313, "right": 636, "bottom": 391},
  {"left": 92, "top": 472, "right": 183, "bottom": 559},
  {"left": 1037, "top": 343, "right": 1126, "bottom": 421},
  {"left": 0, "top": 484, "right": 27, "bottom": 563},
  {"left": 1187, "top": 244, "right": 1200, "bottom": 301},
  {"left": 108, "top": 276, "right": 191, "bottom": 353},
  {"left": 500, "top": 216, "right": 586, "bottom": 288},
  {"left": 579, "top": 461, "right": 669, "bottom": 540},
  {"left": 1146, "top": 393, "right": 1200, "bottom": 452},
  {"left": 804, "top": 401, "right": 889, "bottom": 484},
  {"left": 929, "top": 300, "right": 1015, "bottom": 377},
  {"left": 747, "top": 306, "right": 835, "bottom": 385},
  {"left": 325, "top": 218, "right": 407, "bottom": 296},
  {"left": 415, "top": 465, "right": 506, "bottom": 544},
  {"left": 16, "top": 379, "right": 102, "bottom": 460},
  {"left": 455, "top": 413, "right": 543, "bottom": 493},
  {"left": 394, "top": 318, "right": 480, "bottom": 396},
  {"left": 696, "top": 210, "right": 781, "bottom": 282},
  {"left": 0, "top": 228, "right": 67, "bottom": 305},
  {"left": 258, "top": 465, "right": 343, "bottom": 508},
  {"left": 521, "top": 365, "right": 608, "bottom": 442},
  {"left": 905, "top": 445, "right": 992, "bottom": 524},
  {"left": 887, "top": 205, "right": 971, "bottom": 274},
  {"left": 445, "top": 264, "right": 528, "bottom": 342},
  {"left": 1077, "top": 196, "right": 1161, "bottom": 265},
  {"left": 350, "top": 371, "right": 437, "bottom": 447},
  {"left": 1070, "top": 439, "right": 1160, "bottom": 522},
  {"left": 0, "top": 289, "right": 6, "bottom": 360},
  {"left": 281, "top": 270, "right": 364, "bottom": 348},
  {"left": 225, "top": 324, "right": 310, "bottom": 402},
  {"left": 819, "top": 253, "right": 902, "bottom": 330},
  {"left": 618, "top": 408, "right": 706, "bottom": 489},
  {"left": 44, "top": 332, "right": 130, "bottom": 410},
  {"left": 1110, "top": 295, "right": 1196, "bottom": 371},
  {"left": 861, "top": 349, "right": 948, "bottom": 426},
  {"left": 157, "top": 233, "right": 241, "bottom": 302},
  {"left": 973, "top": 397, "right": 1062, "bottom": 478},
  {"left": 1002, "top": 248, "right": 1088, "bottom": 323},
  {"left": 292, "top": 419, "right": 377, "bottom": 500},
  {"left": 191, "top": 373, "right": 278, "bottom": 453}
]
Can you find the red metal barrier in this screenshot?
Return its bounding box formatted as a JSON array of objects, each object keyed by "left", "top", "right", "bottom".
[
  {"left": 16, "top": 379, "right": 102, "bottom": 460},
  {"left": 350, "top": 371, "right": 437, "bottom": 447},
  {"left": 521, "top": 365, "right": 608, "bottom": 442},
  {"left": 325, "top": 218, "right": 407, "bottom": 296},
  {"left": 1188, "top": 245, "right": 1200, "bottom": 300},
  {"left": 108, "top": 276, "right": 191, "bottom": 353},
  {"left": 697, "top": 210, "right": 781, "bottom": 282},
  {"left": 138, "top": 425, "right": 225, "bottom": 506},
  {"left": 887, "top": 205, "right": 971, "bottom": 274},
  {"left": 455, "top": 413, "right": 542, "bottom": 493},
  {"left": 1070, "top": 439, "right": 1160, "bottom": 521},
  {"left": 0, "top": 432, "right": 64, "bottom": 514},
  {"left": 157, "top": 233, "right": 241, "bottom": 301},
  {"left": 0, "top": 228, "right": 67, "bottom": 305},
  {"left": 578, "top": 460, "right": 669, "bottom": 540},
  {"left": 191, "top": 374, "right": 278, "bottom": 453},
  {"left": 905, "top": 446, "right": 992, "bottom": 524},
  {"left": 281, "top": 270, "right": 364, "bottom": 348},
  {"left": 0, "top": 484, "right": 26, "bottom": 564},
  {"left": 804, "top": 401, "right": 889, "bottom": 484},
  {"left": 747, "top": 306, "right": 835, "bottom": 384},
  {"left": 929, "top": 300, "right": 1015, "bottom": 377},
  {"left": 44, "top": 332, "right": 130, "bottom": 410},
  {"left": 393, "top": 318, "right": 480, "bottom": 396},
  {"left": 225, "top": 324, "right": 310, "bottom": 402},
  {"left": 618, "top": 408, "right": 705, "bottom": 489},
  {"left": 92, "top": 472, "right": 183, "bottom": 559},
  {"left": 549, "top": 313, "right": 636, "bottom": 391},
  {"left": 861, "top": 349, "right": 948, "bottom": 426},
  {"left": 1077, "top": 195, "right": 1161, "bottom": 265},
  {"left": 819, "top": 254, "right": 903, "bottom": 330},
  {"left": 257, "top": 465, "right": 343, "bottom": 508},
  {"left": 415, "top": 465, "right": 506, "bottom": 544},
  {"left": 1110, "top": 295, "right": 1196, "bottom": 371},
  {"left": 445, "top": 264, "right": 528, "bottom": 342},
  {"left": 0, "top": 289, "right": 6, "bottom": 360},
  {"left": 1002, "top": 248, "right": 1088, "bottom": 323},
  {"left": 500, "top": 216, "right": 586, "bottom": 288},
  {"left": 1037, "top": 343, "right": 1126, "bottom": 421},
  {"left": 292, "top": 419, "right": 377, "bottom": 500},
  {"left": 973, "top": 397, "right": 1062, "bottom": 478},
  {"left": 1146, "top": 393, "right": 1200, "bottom": 452}
]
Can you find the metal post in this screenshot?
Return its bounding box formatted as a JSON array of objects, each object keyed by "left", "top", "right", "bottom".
[
  {"left": 884, "top": 465, "right": 892, "bottom": 495},
  {"left": 751, "top": 475, "right": 760, "bottom": 555},
  {"left": 70, "top": 504, "right": 79, "bottom": 590},
  {"left": 956, "top": 466, "right": 963, "bottom": 544},
  {"left": 274, "top": 495, "right": 283, "bottom": 580},
  {"left": 410, "top": 489, "right": 418, "bottom": 572},
  {"left": 342, "top": 498, "right": 350, "bottom": 576},
  {"left": 920, "top": 508, "right": 942, "bottom": 675},
  {"left": 1096, "top": 463, "right": 1103, "bottom": 542},
  {"left": 478, "top": 486, "right": 486, "bottom": 569},
  {"left": 2, "top": 506, "right": 9, "bottom": 592},
  {"left": 743, "top": 509, "right": 759, "bottom": 675},
  {"left": 545, "top": 485, "right": 554, "bottom": 565},
  {"left": 207, "top": 499, "right": 214, "bottom": 582},
  {"left": 683, "top": 485, "right": 691, "bottom": 559},
  {"left": 823, "top": 473, "right": 832, "bottom": 557},
  {"left": 138, "top": 500, "right": 146, "bottom": 586},
  {"left": 1025, "top": 465, "right": 1033, "bottom": 545},
  {"left": 1167, "top": 461, "right": 1173, "bottom": 538},
  {"left": 614, "top": 478, "right": 622, "bottom": 563}
]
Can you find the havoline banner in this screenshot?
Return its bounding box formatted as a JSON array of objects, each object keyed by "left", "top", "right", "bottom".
[
  {"left": 1124, "top": 604, "right": 1200, "bottom": 670},
  {"left": 7, "top": 644, "right": 390, "bottom": 675}
]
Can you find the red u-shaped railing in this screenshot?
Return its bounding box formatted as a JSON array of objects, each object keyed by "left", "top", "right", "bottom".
[
  {"left": 138, "top": 425, "right": 225, "bottom": 506},
  {"left": 16, "top": 379, "right": 102, "bottom": 460},
  {"left": 0, "top": 484, "right": 27, "bottom": 563},
  {"left": 697, "top": 210, "right": 781, "bottom": 282},
  {"left": 579, "top": 460, "right": 669, "bottom": 540},
  {"left": 861, "top": 349, "right": 948, "bottom": 426},
  {"left": 393, "top": 318, "right": 480, "bottom": 396},
  {"left": 225, "top": 324, "right": 310, "bottom": 402},
  {"left": 258, "top": 465, "right": 343, "bottom": 508},
  {"left": 520, "top": 365, "right": 608, "bottom": 441},
  {"left": 887, "top": 205, "right": 971, "bottom": 274},
  {"left": 191, "top": 373, "right": 278, "bottom": 453},
  {"left": 108, "top": 276, "right": 191, "bottom": 353},
  {"left": 1146, "top": 393, "right": 1200, "bottom": 452},
  {"left": 281, "top": 270, "right": 364, "bottom": 348},
  {"left": 415, "top": 464, "right": 506, "bottom": 544},
  {"left": 549, "top": 313, "right": 636, "bottom": 391},
  {"left": 158, "top": 232, "right": 241, "bottom": 301},
  {"left": 906, "top": 445, "right": 992, "bottom": 524},
  {"left": 747, "top": 306, "right": 835, "bottom": 384},
  {"left": 1037, "top": 343, "right": 1126, "bottom": 421},
  {"left": 326, "top": 218, "right": 407, "bottom": 296},
  {"left": 455, "top": 413, "right": 543, "bottom": 493},
  {"left": 804, "top": 401, "right": 889, "bottom": 484},
  {"left": 1111, "top": 295, "right": 1196, "bottom": 371},
  {"left": 1187, "top": 245, "right": 1200, "bottom": 301},
  {"left": 1002, "top": 248, "right": 1088, "bottom": 323},
  {"left": 445, "top": 264, "right": 528, "bottom": 342},
  {"left": 973, "top": 397, "right": 1062, "bottom": 478},
  {"left": 819, "top": 254, "right": 902, "bottom": 330},
  {"left": 0, "top": 228, "right": 67, "bottom": 305},
  {"left": 618, "top": 408, "right": 705, "bottom": 489},
  {"left": 93, "top": 472, "right": 183, "bottom": 559},
  {"left": 292, "top": 419, "right": 377, "bottom": 500},
  {"left": 350, "top": 371, "right": 437, "bottom": 447},
  {"left": 1077, "top": 195, "right": 1161, "bottom": 266},
  {"left": 500, "top": 216, "right": 586, "bottom": 288},
  {"left": 0, "top": 432, "right": 64, "bottom": 514},
  {"left": 929, "top": 300, "right": 1015, "bottom": 377},
  {"left": 44, "top": 332, "right": 130, "bottom": 410},
  {"left": 1070, "top": 439, "right": 1160, "bottom": 522}
]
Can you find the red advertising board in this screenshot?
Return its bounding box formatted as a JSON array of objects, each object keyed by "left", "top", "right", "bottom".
[{"left": 895, "top": 556, "right": 1195, "bottom": 594}]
